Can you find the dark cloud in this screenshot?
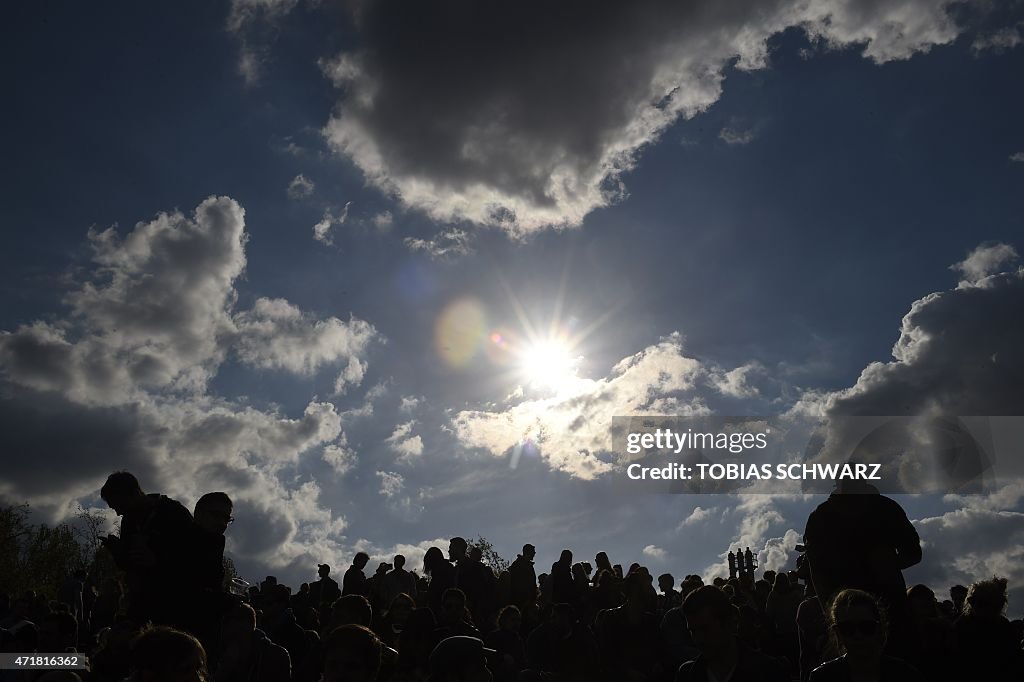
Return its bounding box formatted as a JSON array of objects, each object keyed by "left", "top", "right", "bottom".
[{"left": 319, "top": 0, "right": 963, "bottom": 231}]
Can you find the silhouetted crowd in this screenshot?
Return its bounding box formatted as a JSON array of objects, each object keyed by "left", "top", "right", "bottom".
[{"left": 1, "top": 471, "right": 1022, "bottom": 681}]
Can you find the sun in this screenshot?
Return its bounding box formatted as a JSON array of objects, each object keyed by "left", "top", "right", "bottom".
[{"left": 520, "top": 337, "right": 579, "bottom": 390}]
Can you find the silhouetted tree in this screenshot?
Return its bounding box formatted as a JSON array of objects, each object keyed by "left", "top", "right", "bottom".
[{"left": 471, "top": 535, "right": 509, "bottom": 573}]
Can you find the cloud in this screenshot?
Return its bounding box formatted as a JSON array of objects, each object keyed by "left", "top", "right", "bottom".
[
  {"left": 709, "top": 363, "right": 762, "bottom": 398},
  {"left": 972, "top": 25, "right": 1023, "bottom": 53},
  {"left": 399, "top": 395, "right": 421, "bottom": 413},
  {"left": 803, "top": 247, "right": 1024, "bottom": 417},
  {"left": 451, "top": 332, "right": 711, "bottom": 479},
  {"left": 0, "top": 195, "right": 374, "bottom": 579},
  {"left": 404, "top": 229, "right": 473, "bottom": 258},
  {"left": 377, "top": 471, "right": 405, "bottom": 498},
  {"left": 719, "top": 126, "right": 756, "bottom": 145},
  {"left": 950, "top": 242, "right": 1019, "bottom": 285},
  {"left": 371, "top": 211, "right": 393, "bottom": 232},
  {"left": 318, "top": 0, "right": 962, "bottom": 233},
  {"left": 1011, "top": 152, "right": 1024, "bottom": 163},
  {"left": 0, "top": 197, "right": 246, "bottom": 405},
  {"left": 313, "top": 202, "right": 352, "bottom": 246},
  {"left": 334, "top": 357, "right": 368, "bottom": 395},
  {"left": 287, "top": 174, "right": 315, "bottom": 200},
  {"left": 234, "top": 297, "right": 377, "bottom": 375},
  {"left": 323, "top": 440, "right": 357, "bottom": 476},
  {"left": 642, "top": 544, "right": 667, "bottom": 561},
  {"left": 677, "top": 505, "right": 716, "bottom": 530},
  {"left": 385, "top": 420, "right": 424, "bottom": 460}
]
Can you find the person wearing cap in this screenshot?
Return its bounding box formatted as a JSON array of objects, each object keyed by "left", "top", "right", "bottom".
[
  {"left": 429, "top": 635, "right": 495, "bottom": 682},
  {"left": 311, "top": 563, "right": 342, "bottom": 609}
]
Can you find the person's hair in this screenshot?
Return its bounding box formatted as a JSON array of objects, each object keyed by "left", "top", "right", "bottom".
[
  {"left": 497, "top": 604, "right": 521, "bottom": 629},
  {"left": 964, "top": 576, "right": 1008, "bottom": 617},
  {"left": 423, "top": 546, "right": 444, "bottom": 574},
  {"left": 450, "top": 537, "right": 468, "bottom": 550},
  {"left": 129, "top": 625, "right": 208, "bottom": 678},
  {"left": 394, "top": 554, "right": 406, "bottom": 569},
  {"left": 828, "top": 588, "right": 887, "bottom": 651},
  {"left": 658, "top": 573, "right": 675, "bottom": 588},
  {"left": 354, "top": 551, "right": 369, "bottom": 564},
  {"left": 196, "top": 491, "right": 232, "bottom": 510},
  {"left": 772, "top": 572, "right": 791, "bottom": 590},
  {"left": 333, "top": 594, "right": 373, "bottom": 627},
  {"left": 681, "top": 586, "right": 738, "bottom": 626},
  {"left": 324, "top": 624, "right": 382, "bottom": 679},
  {"left": 906, "top": 584, "right": 934, "bottom": 602},
  {"left": 442, "top": 588, "right": 466, "bottom": 608},
  {"left": 950, "top": 584, "right": 968, "bottom": 598},
  {"left": 388, "top": 592, "right": 415, "bottom": 613},
  {"left": 225, "top": 602, "right": 257, "bottom": 631},
  {"left": 100, "top": 471, "right": 142, "bottom": 502}
]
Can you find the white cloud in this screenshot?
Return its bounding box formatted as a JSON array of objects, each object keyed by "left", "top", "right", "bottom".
[
  {"left": 452, "top": 332, "right": 712, "bottom": 479},
  {"left": 318, "top": 0, "right": 963, "bottom": 233},
  {"left": 323, "top": 440, "right": 356, "bottom": 476},
  {"left": 399, "top": 395, "right": 421, "bottom": 413},
  {"left": 404, "top": 229, "right": 473, "bottom": 258},
  {"left": 972, "top": 26, "right": 1023, "bottom": 53},
  {"left": 642, "top": 544, "right": 667, "bottom": 561},
  {"left": 287, "top": 173, "right": 315, "bottom": 200},
  {"left": 371, "top": 211, "right": 393, "bottom": 232},
  {"left": 377, "top": 470, "right": 405, "bottom": 498},
  {"left": 950, "top": 242, "right": 1019, "bottom": 285},
  {"left": 719, "top": 126, "right": 756, "bottom": 145},
  {"left": 677, "top": 505, "right": 716, "bottom": 530},
  {"left": 234, "top": 297, "right": 377, "bottom": 375},
  {"left": 334, "top": 357, "right": 367, "bottom": 395},
  {"left": 386, "top": 420, "right": 424, "bottom": 460},
  {"left": 312, "top": 202, "right": 351, "bottom": 246},
  {"left": 1011, "top": 152, "right": 1024, "bottom": 163},
  {"left": 709, "top": 363, "right": 762, "bottom": 398}
]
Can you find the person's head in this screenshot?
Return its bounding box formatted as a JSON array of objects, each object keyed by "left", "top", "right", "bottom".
[
  {"left": 100, "top": 471, "right": 146, "bottom": 516},
  {"left": 353, "top": 552, "right": 369, "bottom": 570},
  {"left": 907, "top": 584, "right": 937, "bottom": 620},
  {"left": 319, "top": 563, "right": 331, "bottom": 578},
  {"left": 658, "top": 573, "right": 676, "bottom": 594},
  {"left": 496, "top": 605, "right": 521, "bottom": 633},
  {"left": 424, "top": 546, "right": 444, "bottom": 573},
  {"left": 964, "top": 576, "right": 1009, "bottom": 619},
  {"left": 323, "top": 624, "right": 382, "bottom": 682},
  {"left": 468, "top": 546, "right": 483, "bottom": 562},
  {"left": 549, "top": 603, "right": 575, "bottom": 638},
  {"left": 129, "top": 625, "right": 208, "bottom": 682},
  {"left": 772, "top": 572, "right": 791, "bottom": 591},
  {"left": 331, "top": 594, "right": 373, "bottom": 629},
  {"left": 763, "top": 569, "right": 776, "bottom": 584},
  {"left": 571, "top": 563, "right": 587, "bottom": 579},
  {"left": 558, "top": 549, "right": 572, "bottom": 565},
  {"left": 394, "top": 555, "right": 406, "bottom": 569},
  {"left": 828, "top": 589, "right": 886, "bottom": 661},
  {"left": 221, "top": 603, "right": 257, "bottom": 643},
  {"left": 428, "top": 636, "right": 494, "bottom": 682},
  {"left": 375, "top": 562, "right": 391, "bottom": 577},
  {"left": 387, "top": 593, "right": 416, "bottom": 627},
  {"left": 194, "top": 492, "right": 233, "bottom": 535},
  {"left": 950, "top": 584, "right": 968, "bottom": 609},
  {"left": 449, "top": 537, "right": 468, "bottom": 562},
  {"left": 440, "top": 588, "right": 468, "bottom": 625},
  {"left": 595, "top": 552, "right": 611, "bottom": 571},
  {"left": 522, "top": 544, "right": 536, "bottom": 560},
  {"left": 681, "top": 586, "right": 739, "bottom": 657}
]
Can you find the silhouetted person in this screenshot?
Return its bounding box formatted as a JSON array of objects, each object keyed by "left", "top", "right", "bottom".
[
  {"left": 216, "top": 602, "right": 292, "bottom": 682},
  {"left": 949, "top": 584, "right": 967, "bottom": 617},
  {"left": 425, "top": 546, "right": 457, "bottom": 616},
  {"left": 658, "top": 573, "right": 682, "bottom": 613},
  {"left": 809, "top": 588, "right": 921, "bottom": 682},
  {"left": 523, "top": 602, "right": 599, "bottom": 682},
  {"left": 57, "top": 570, "right": 85, "bottom": 625},
  {"left": 396, "top": 607, "right": 438, "bottom": 678},
  {"left": 676, "top": 585, "right": 787, "bottom": 682},
  {"left": 550, "top": 550, "right": 575, "bottom": 606},
  {"left": 905, "top": 584, "right": 954, "bottom": 682},
  {"left": 802, "top": 481, "right": 921, "bottom": 657},
  {"left": 100, "top": 471, "right": 195, "bottom": 627},
  {"left": 953, "top": 576, "right": 1024, "bottom": 680},
  {"left": 323, "top": 624, "right": 384, "bottom": 682},
  {"left": 311, "top": 563, "right": 342, "bottom": 610},
  {"left": 428, "top": 635, "right": 494, "bottom": 682},
  {"left": 193, "top": 492, "right": 233, "bottom": 591},
  {"left": 435, "top": 588, "right": 480, "bottom": 640},
  {"left": 509, "top": 545, "right": 537, "bottom": 624},
  {"left": 127, "top": 624, "right": 209, "bottom": 682},
  {"left": 381, "top": 555, "right": 418, "bottom": 608},
  {"left": 343, "top": 553, "right": 370, "bottom": 598},
  {"left": 485, "top": 605, "right": 525, "bottom": 682}
]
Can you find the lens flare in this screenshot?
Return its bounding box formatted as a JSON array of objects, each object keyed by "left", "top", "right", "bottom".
[{"left": 435, "top": 298, "right": 487, "bottom": 367}]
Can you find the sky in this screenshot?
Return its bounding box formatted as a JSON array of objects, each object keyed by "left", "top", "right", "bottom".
[{"left": 2, "top": 0, "right": 1024, "bottom": 614}]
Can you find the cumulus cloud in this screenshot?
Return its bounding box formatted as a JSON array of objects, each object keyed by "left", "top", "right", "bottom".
[
  {"left": 719, "top": 126, "right": 756, "bottom": 145},
  {"left": 234, "top": 297, "right": 377, "bottom": 375},
  {"left": 709, "top": 363, "right": 762, "bottom": 398},
  {"left": 972, "top": 25, "right": 1023, "bottom": 53},
  {"left": 287, "top": 173, "right": 315, "bottom": 200},
  {"left": 377, "top": 471, "right": 405, "bottom": 498},
  {"left": 323, "top": 440, "right": 357, "bottom": 476},
  {"left": 399, "top": 395, "right": 421, "bottom": 413},
  {"left": 803, "top": 246, "right": 1024, "bottom": 417},
  {"left": 642, "top": 544, "right": 667, "bottom": 561},
  {"left": 950, "top": 242, "right": 1019, "bottom": 285},
  {"left": 0, "top": 195, "right": 376, "bottom": 579},
  {"left": 334, "top": 357, "right": 368, "bottom": 395},
  {"left": 385, "top": 420, "right": 424, "bottom": 460},
  {"left": 677, "top": 505, "right": 716, "bottom": 530},
  {"left": 316, "top": 0, "right": 962, "bottom": 233},
  {"left": 452, "top": 332, "right": 712, "bottom": 479}
]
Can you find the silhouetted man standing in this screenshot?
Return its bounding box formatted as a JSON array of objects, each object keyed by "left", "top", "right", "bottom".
[
  {"left": 343, "top": 553, "right": 370, "bottom": 597},
  {"left": 509, "top": 544, "right": 537, "bottom": 611},
  {"left": 100, "top": 471, "right": 194, "bottom": 627}
]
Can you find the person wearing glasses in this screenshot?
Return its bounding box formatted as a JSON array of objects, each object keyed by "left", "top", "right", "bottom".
[{"left": 809, "top": 589, "right": 921, "bottom": 682}]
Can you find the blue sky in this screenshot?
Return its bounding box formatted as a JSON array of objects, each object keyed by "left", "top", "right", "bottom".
[{"left": 2, "top": 1, "right": 1024, "bottom": 613}]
